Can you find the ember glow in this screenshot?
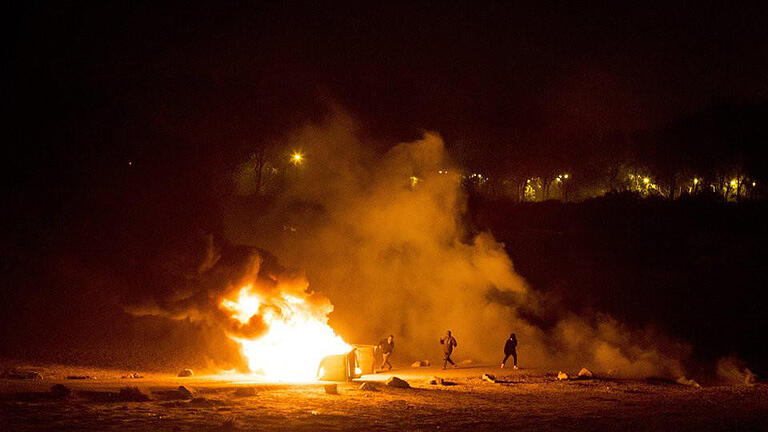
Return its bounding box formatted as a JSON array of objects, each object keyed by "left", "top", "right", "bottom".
[{"left": 221, "top": 284, "right": 351, "bottom": 382}]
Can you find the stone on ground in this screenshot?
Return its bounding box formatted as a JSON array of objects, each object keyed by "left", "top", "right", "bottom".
[
  {"left": 557, "top": 371, "right": 569, "bottom": 380},
  {"left": 50, "top": 384, "right": 72, "bottom": 398},
  {"left": 385, "top": 376, "right": 410, "bottom": 389},
  {"left": 359, "top": 382, "right": 378, "bottom": 391},
  {"left": 324, "top": 384, "right": 339, "bottom": 394},
  {"left": 1, "top": 368, "right": 43, "bottom": 380},
  {"left": 577, "top": 368, "right": 593, "bottom": 379},
  {"left": 178, "top": 369, "right": 194, "bottom": 377},
  {"left": 482, "top": 373, "right": 497, "bottom": 383},
  {"left": 232, "top": 387, "right": 258, "bottom": 397}
]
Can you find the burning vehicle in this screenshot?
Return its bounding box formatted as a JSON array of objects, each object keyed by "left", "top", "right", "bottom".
[
  {"left": 317, "top": 345, "right": 375, "bottom": 381},
  {"left": 219, "top": 280, "right": 375, "bottom": 382}
]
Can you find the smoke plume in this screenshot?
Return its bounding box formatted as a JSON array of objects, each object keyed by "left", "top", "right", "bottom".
[{"left": 204, "top": 108, "right": 689, "bottom": 377}]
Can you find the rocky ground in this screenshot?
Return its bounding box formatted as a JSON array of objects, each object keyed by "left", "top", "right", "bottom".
[{"left": 1, "top": 364, "right": 767, "bottom": 431}]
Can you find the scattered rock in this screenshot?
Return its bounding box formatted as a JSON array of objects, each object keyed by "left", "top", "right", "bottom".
[
  {"left": 177, "top": 369, "right": 194, "bottom": 377},
  {"left": 429, "top": 376, "right": 444, "bottom": 385},
  {"left": 411, "top": 360, "right": 431, "bottom": 367},
  {"left": 118, "top": 387, "right": 150, "bottom": 402},
  {"left": 50, "top": 384, "right": 72, "bottom": 398},
  {"left": 232, "top": 387, "right": 258, "bottom": 397},
  {"left": 324, "top": 384, "right": 338, "bottom": 394},
  {"left": 428, "top": 376, "right": 457, "bottom": 386},
  {"left": 577, "top": 368, "right": 594, "bottom": 379},
  {"left": 81, "top": 386, "right": 151, "bottom": 402},
  {"left": 121, "top": 372, "right": 143, "bottom": 379},
  {"left": 153, "top": 386, "right": 193, "bottom": 400},
  {"left": 189, "top": 397, "right": 217, "bottom": 407},
  {"left": 482, "top": 373, "right": 497, "bottom": 383},
  {"left": 676, "top": 376, "right": 701, "bottom": 388},
  {"left": 359, "top": 382, "right": 379, "bottom": 391},
  {"left": 385, "top": 376, "right": 410, "bottom": 389},
  {"left": 557, "top": 371, "right": 569, "bottom": 381},
  {"left": 1, "top": 368, "right": 43, "bottom": 380},
  {"left": 66, "top": 375, "right": 94, "bottom": 380}
]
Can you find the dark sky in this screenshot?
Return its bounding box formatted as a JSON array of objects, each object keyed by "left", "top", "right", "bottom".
[{"left": 7, "top": 2, "right": 768, "bottom": 154}]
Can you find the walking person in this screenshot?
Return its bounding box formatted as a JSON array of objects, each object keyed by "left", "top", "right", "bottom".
[
  {"left": 377, "top": 334, "right": 394, "bottom": 371},
  {"left": 440, "top": 330, "right": 458, "bottom": 369},
  {"left": 501, "top": 333, "right": 518, "bottom": 369}
]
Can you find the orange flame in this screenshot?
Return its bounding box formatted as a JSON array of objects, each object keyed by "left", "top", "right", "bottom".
[{"left": 221, "top": 284, "right": 351, "bottom": 382}]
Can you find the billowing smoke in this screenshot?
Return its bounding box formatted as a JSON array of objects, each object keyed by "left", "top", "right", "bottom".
[{"left": 205, "top": 108, "right": 690, "bottom": 378}]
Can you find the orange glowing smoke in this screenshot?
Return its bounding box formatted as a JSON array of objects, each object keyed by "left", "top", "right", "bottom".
[{"left": 221, "top": 284, "right": 351, "bottom": 382}]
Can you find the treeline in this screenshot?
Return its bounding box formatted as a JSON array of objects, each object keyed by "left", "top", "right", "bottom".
[{"left": 462, "top": 102, "right": 768, "bottom": 202}]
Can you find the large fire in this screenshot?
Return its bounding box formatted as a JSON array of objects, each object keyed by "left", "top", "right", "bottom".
[{"left": 221, "top": 284, "right": 351, "bottom": 382}]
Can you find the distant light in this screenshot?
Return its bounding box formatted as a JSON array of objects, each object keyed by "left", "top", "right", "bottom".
[
  {"left": 563, "top": 174, "right": 569, "bottom": 179},
  {"left": 643, "top": 177, "right": 650, "bottom": 184},
  {"left": 290, "top": 152, "right": 303, "bottom": 165},
  {"left": 730, "top": 179, "right": 737, "bottom": 187},
  {"left": 752, "top": 182, "right": 757, "bottom": 187},
  {"left": 693, "top": 178, "right": 698, "bottom": 184},
  {"left": 409, "top": 176, "right": 420, "bottom": 187},
  {"left": 128, "top": 161, "right": 133, "bottom": 166}
]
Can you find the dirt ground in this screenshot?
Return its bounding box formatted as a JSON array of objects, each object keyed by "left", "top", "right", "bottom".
[{"left": 1, "top": 364, "right": 767, "bottom": 431}]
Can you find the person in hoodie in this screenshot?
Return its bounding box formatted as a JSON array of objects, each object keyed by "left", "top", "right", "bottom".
[
  {"left": 501, "top": 333, "right": 519, "bottom": 369},
  {"left": 377, "top": 334, "right": 395, "bottom": 371}
]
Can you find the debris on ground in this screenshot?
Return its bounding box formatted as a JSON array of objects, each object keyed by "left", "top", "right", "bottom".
[
  {"left": 232, "top": 387, "right": 258, "bottom": 397},
  {"left": 189, "top": 397, "right": 218, "bottom": 407},
  {"left": 79, "top": 386, "right": 150, "bottom": 402},
  {"left": 557, "top": 371, "right": 569, "bottom": 381},
  {"left": 430, "top": 376, "right": 445, "bottom": 385},
  {"left": 385, "top": 376, "right": 410, "bottom": 389},
  {"left": 177, "top": 369, "right": 194, "bottom": 377},
  {"left": 118, "top": 387, "right": 151, "bottom": 401},
  {"left": 429, "top": 376, "right": 458, "bottom": 386},
  {"left": 577, "top": 368, "right": 593, "bottom": 379},
  {"left": 1, "top": 368, "right": 43, "bottom": 380},
  {"left": 482, "top": 374, "right": 497, "bottom": 383},
  {"left": 359, "top": 382, "right": 379, "bottom": 391},
  {"left": 152, "top": 386, "right": 193, "bottom": 400},
  {"left": 50, "top": 384, "right": 71, "bottom": 398},
  {"left": 411, "top": 360, "right": 430, "bottom": 367},
  {"left": 121, "top": 372, "right": 143, "bottom": 379},
  {"left": 676, "top": 377, "right": 701, "bottom": 388},
  {"left": 66, "top": 375, "right": 94, "bottom": 380},
  {"left": 324, "top": 384, "right": 338, "bottom": 394}
]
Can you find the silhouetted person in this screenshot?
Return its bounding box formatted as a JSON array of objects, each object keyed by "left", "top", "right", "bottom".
[
  {"left": 440, "top": 330, "right": 458, "bottom": 369},
  {"left": 501, "top": 333, "right": 518, "bottom": 369},
  {"left": 346, "top": 347, "right": 358, "bottom": 381},
  {"left": 377, "top": 334, "right": 394, "bottom": 371}
]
